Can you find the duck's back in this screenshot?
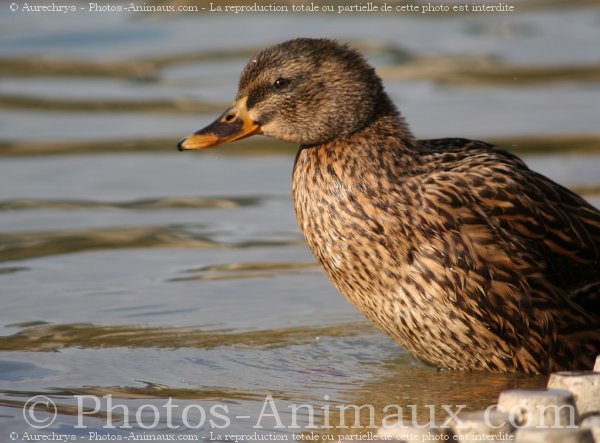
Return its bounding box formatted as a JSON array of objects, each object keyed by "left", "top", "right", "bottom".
[{"left": 293, "top": 134, "right": 600, "bottom": 373}]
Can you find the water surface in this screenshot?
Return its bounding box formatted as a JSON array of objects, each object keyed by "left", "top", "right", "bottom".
[{"left": 1, "top": 2, "right": 599, "bottom": 440}]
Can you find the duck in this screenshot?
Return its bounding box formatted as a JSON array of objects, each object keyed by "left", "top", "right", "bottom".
[{"left": 178, "top": 38, "right": 600, "bottom": 374}]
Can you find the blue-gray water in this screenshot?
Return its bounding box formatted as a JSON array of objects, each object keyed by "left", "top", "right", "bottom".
[{"left": 0, "top": 2, "right": 599, "bottom": 440}]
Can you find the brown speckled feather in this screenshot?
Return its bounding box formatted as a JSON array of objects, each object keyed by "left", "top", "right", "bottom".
[{"left": 293, "top": 108, "right": 600, "bottom": 373}]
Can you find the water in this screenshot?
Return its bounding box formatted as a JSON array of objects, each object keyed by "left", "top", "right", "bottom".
[{"left": 1, "top": 1, "right": 599, "bottom": 440}]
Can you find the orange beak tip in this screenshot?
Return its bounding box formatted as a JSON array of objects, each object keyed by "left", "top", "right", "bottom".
[
  {"left": 177, "top": 134, "right": 220, "bottom": 151},
  {"left": 177, "top": 96, "right": 259, "bottom": 152}
]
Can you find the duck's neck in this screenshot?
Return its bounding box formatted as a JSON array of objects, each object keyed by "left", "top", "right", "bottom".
[
  {"left": 358, "top": 91, "right": 417, "bottom": 151},
  {"left": 297, "top": 92, "right": 419, "bottom": 174},
  {"left": 364, "top": 91, "right": 416, "bottom": 149}
]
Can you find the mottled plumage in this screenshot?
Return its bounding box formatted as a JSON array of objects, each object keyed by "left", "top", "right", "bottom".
[{"left": 179, "top": 38, "right": 600, "bottom": 374}]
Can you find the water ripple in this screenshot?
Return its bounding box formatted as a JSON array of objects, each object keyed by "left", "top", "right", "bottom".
[
  {"left": 0, "top": 195, "right": 264, "bottom": 211},
  {"left": 170, "top": 261, "right": 319, "bottom": 282},
  {"left": 0, "top": 322, "right": 375, "bottom": 352},
  {"left": 0, "top": 224, "right": 304, "bottom": 262}
]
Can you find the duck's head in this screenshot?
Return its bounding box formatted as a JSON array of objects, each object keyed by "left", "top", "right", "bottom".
[{"left": 178, "top": 38, "right": 388, "bottom": 150}]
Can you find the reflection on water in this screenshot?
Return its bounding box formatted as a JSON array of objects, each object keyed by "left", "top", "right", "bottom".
[{"left": 0, "top": 1, "right": 599, "bottom": 438}]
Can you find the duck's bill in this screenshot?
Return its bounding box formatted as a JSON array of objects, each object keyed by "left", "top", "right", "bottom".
[{"left": 177, "top": 97, "right": 261, "bottom": 151}]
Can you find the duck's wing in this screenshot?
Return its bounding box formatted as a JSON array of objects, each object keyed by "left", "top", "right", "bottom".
[
  {"left": 406, "top": 140, "right": 600, "bottom": 371},
  {"left": 490, "top": 166, "right": 600, "bottom": 315},
  {"left": 418, "top": 139, "right": 600, "bottom": 315}
]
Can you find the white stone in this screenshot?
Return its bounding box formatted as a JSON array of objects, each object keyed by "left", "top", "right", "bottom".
[
  {"left": 547, "top": 371, "right": 600, "bottom": 415},
  {"left": 580, "top": 414, "right": 600, "bottom": 443},
  {"left": 497, "top": 389, "right": 577, "bottom": 428}
]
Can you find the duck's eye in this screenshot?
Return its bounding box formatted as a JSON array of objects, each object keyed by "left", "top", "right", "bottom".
[{"left": 273, "top": 78, "right": 291, "bottom": 90}]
